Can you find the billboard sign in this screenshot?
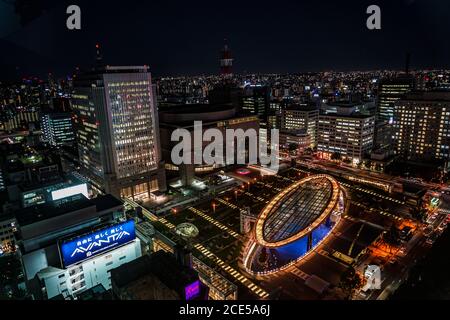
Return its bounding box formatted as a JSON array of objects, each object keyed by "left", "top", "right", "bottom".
[
  {"left": 185, "top": 280, "right": 201, "bottom": 300},
  {"left": 59, "top": 220, "right": 136, "bottom": 268}
]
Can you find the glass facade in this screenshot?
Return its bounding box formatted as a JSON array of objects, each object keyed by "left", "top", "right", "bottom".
[
  {"left": 246, "top": 175, "right": 343, "bottom": 275},
  {"left": 73, "top": 67, "right": 165, "bottom": 197},
  {"left": 72, "top": 93, "right": 104, "bottom": 185}
]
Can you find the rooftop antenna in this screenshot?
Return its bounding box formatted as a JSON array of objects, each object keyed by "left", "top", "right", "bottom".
[{"left": 95, "top": 43, "right": 103, "bottom": 65}]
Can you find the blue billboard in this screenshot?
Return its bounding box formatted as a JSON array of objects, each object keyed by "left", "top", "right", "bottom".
[{"left": 60, "top": 220, "right": 136, "bottom": 268}]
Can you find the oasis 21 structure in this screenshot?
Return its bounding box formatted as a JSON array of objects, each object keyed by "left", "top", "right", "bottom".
[{"left": 243, "top": 175, "right": 345, "bottom": 276}]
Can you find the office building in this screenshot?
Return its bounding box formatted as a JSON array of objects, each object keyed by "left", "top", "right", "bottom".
[
  {"left": 317, "top": 111, "right": 375, "bottom": 165},
  {"left": 377, "top": 76, "right": 415, "bottom": 123},
  {"left": 1, "top": 110, "right": 40, "bottom": 132},
  {"left": 240, "top": 85, "right": 270, "bottom": 118},
  {"left": 0, "top": 214, "right": 16, "bottom": 254},
  {"left": 72, "top": 66, "right": 166, "bottom": 199},
  {"left": 393, "top": 91, "right": 450, "bottom": 161},
  {"left": 281, "top": 105, "right": 319, "bottom": 147},
  {"left": 41, "top": 113, "right": 75, "bottom": 147},
  {"left": 279, "top": 129, "right": 311, "bottom": 151}
]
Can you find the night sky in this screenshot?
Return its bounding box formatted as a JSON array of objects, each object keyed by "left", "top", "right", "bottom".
[{"left": 1, "top": 0, "right": 450, "bottom": 80}]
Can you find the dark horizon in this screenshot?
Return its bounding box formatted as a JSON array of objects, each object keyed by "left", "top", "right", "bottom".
[{"left": 1, "top": 0, "right": 450, "bottom": 81}]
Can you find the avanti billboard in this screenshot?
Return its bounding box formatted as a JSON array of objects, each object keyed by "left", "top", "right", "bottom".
[{"left": 59, "top": 220, "right": 136, "bottom": 268}]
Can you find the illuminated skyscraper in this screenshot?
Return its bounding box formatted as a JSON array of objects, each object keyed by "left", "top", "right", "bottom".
[
  {"left": 377, "top": 76, "right": 415, "bottom": 123},
  {"left": 240, "top": 85, "right": 270, "bottom": 118},
  {"left": 41, "top": 113, "right": 75, "bottom": 146},
  {"left": 281, "top": 105, "right": 319, "bottom": 147},
  {"left": 72, "top": 66, "right": 166, "bottom": 199},
  {"left": 394, "top": 91, "right": 450, "bottom": 161},
  {"left": 317, "top": 109, "right": 375, "bottom": 165}
]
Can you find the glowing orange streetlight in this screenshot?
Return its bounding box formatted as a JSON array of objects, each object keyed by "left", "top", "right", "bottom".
[{"left": 212, "top": 202, "right": 217, "bottom": 213}]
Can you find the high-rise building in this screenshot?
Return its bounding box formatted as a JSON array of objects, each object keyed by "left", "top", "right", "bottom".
[
  {"left": 393, "top": 91, "right": 450, "bottom": 161},
  {"left": 377, "top": 76, "right": 415, "bottom": 123},
  {"left": 240, "top": 85, "right": 270, "bottom": 118},
  {"left": 17, "top": 194, "right": 141, "bottom": 300},
  {"left": 41, "top": 113, "right": 75, "bottom": 147},
  {"left": 281, "top": 105, "right": 319, "bottom": 147},
  {"left": 317, "top": 113, "right": 375, "bottom": 165},
  {"left": 158, "top": 104, "right": 259, "bottom": 186},
  {"left": 72, "top": 66, "right": 166, "bottom": 199}
]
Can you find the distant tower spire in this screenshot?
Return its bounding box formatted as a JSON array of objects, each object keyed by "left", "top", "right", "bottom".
[
  {"left": 95, "top": 43, "right": 103, "bottom": 65},
  {"left": 220, "top": 39, "right": 233, "bottom": 77}
]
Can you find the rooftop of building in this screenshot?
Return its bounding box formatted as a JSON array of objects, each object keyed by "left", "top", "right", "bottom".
[
  {"left": 326, "top": 100, "right": 365, "bottom": 107},
  {"left": 399, "top": 90, "right": 450, "bottom": 102},
  {"left": 260, "top": 175, "right": 338, "bottom": 244},
  {"left": 16, "top": 194, "right": 122, "bottom": 227},
  {"left": 319, "top": 112, "right": 375, "bottom": 119},
  {"left": 284, "top": 104, "right": 319, "bottom": 112}
]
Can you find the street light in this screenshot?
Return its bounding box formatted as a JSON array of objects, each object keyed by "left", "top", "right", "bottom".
[
  {"left": 212, "top": 202, "right": 216, "bottom": 213},
  {"left": 234, "top": 190, "right": 238, "bottom": 201}
]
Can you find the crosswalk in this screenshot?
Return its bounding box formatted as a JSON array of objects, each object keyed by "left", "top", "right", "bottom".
[
  {"left": 194, "top": 243, "right": 269, "bottom": 299},
  {"left": 245, "top": 192, "right": 269, "bottom": 203},
  {"left": 216, "top": 198, "right": 247, "bottom": 214},
  {"left": 352, "top": 201, "right": 403, "bottom": 221},
  {"left": 187, "top": 207, "right": 240, "bottom": 239},
  {"left": 256, "top": 181, "right": 282, "bottom": 192},
  {"left": 341, "top": 182, "right": 405, "bottom": 205}
]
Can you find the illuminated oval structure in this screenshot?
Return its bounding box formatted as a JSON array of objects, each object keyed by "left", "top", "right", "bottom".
[{"left": 244, "top": 174, "right": 345, "bottom": 276}]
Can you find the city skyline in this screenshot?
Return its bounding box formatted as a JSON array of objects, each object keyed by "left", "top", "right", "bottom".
[{"left": 2, "top": 0, "right": 450, "bottom": 307}]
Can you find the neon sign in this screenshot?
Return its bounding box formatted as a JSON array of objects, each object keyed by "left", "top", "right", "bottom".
[
  {"left": 185, "top": 280, "right": 201, "bottom": 300},
  {"left": 59, "top": 220, "right": 136, "bottom": 267}
]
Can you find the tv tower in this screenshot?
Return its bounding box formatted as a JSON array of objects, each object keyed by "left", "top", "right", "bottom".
[
  {"left": 95, "top": 43, "right": 103, "bottom": 65},
  {"left": 220, "top": 39, "right": 233, "bottom": 77}
]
